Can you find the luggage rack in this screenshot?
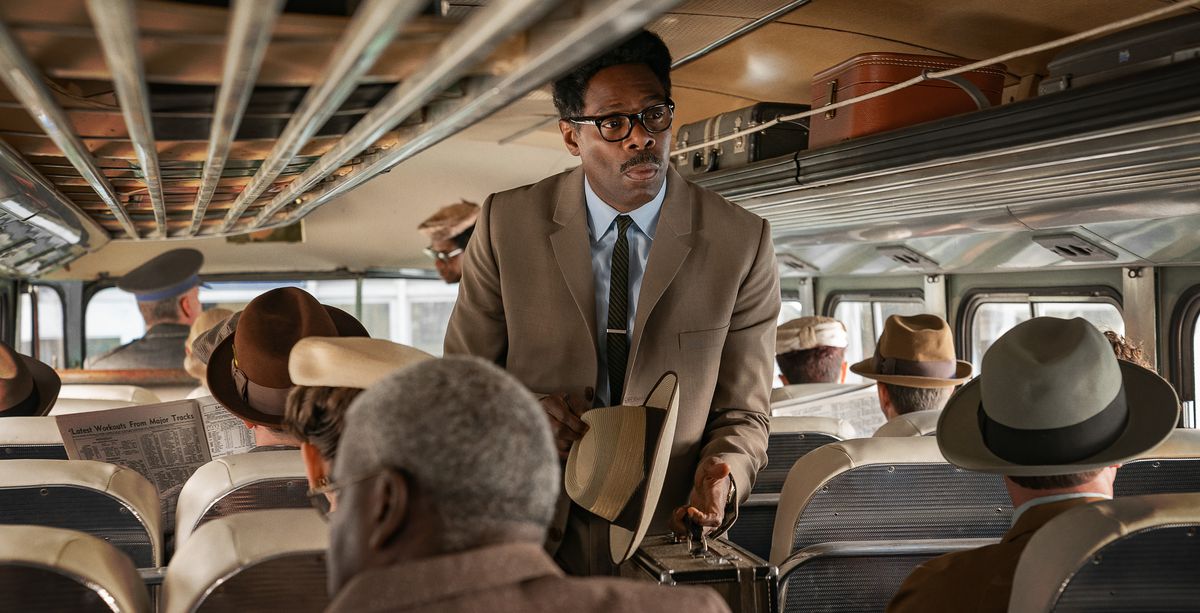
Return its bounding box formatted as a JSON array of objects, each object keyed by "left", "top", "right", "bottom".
[{"left": 692, "top": 60, "right": 1200, "bottom": 248}]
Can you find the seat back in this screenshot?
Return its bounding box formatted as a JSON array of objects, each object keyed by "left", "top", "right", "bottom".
[
  {"left": 728, "top": 416, "right": 854, "bottom": 559},
  {"left": 872, "top": 410, "right": 940, "bottom": 437},
  {"left": 163, "top": 509, "right": 329, "bottom": 613},
  {"left": 174, "top": 450, "right": 309, "bottom": 546},
  {"left": 1115, "top": 428, "right": 1200, "bottom": 496},
  {"left": 770, "top": 437, "right": 1011, "bottom": 565},
  {"left": 59, "top": 384, "right": 162, "bottom": 404},
  {"left": 0, "top": 460, "right": 161, "bottom": 567},
  {"left": 1009, "top": 493, "right": 1200, "bottom": 613},
  {"left": 0, "top": 416, "right": 67, "bottom": 460},
  {"left": 0, "top": 525, "right": 151, "bottom": 613}
]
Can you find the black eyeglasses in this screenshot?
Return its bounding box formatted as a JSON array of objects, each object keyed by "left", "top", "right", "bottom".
[
  {"left": 307, "top": 470, "right": 384, "bottom": 520},
  {"left": 423, "top": 246, "right": 463, "bottom": 263},
  {"left": 567, "top": 99, "right": 675, "bottom": 142}
]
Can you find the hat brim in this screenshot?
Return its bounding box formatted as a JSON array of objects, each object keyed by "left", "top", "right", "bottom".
[
  {"left": 937, "top": 360, "right": 1179, "bottom": 476},
  {"left": 849, "top": 357, "right": 973, "bottom": 388},
  {"left": 206, "top": 305, "right": 368, "bottom": 427},
  {"left": 608, "top": 372, "right": 679, "bottom": 565},
  {"left": 23, "top": 355, "right": 60, "bottom": 417}
]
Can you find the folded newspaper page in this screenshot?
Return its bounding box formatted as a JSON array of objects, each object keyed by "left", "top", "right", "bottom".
[{"left": 55, "top": 396, "right": 256, "bottom": 495}]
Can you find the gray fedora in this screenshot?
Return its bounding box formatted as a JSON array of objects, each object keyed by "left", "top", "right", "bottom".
[{"left": 938, "top": 317, "right": 1178, "bottom": 476}]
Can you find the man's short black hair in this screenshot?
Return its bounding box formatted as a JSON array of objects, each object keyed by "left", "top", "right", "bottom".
[
  {"left": 552, "top": 29, "right": 672, "bottom": 119},
  {"left": 452, "top": 224, "right": 475, "bottom": 250},
  {"left": 777, "top": 346, "right": 845, "bottom": 384}
]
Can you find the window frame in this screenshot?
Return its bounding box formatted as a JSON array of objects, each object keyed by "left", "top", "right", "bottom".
[
  {"left": 17, "top": 281, "right": 67, "bottom": 367},
  {"left": 956, "top": 285, "right": 1123, "bottom": 362},
  {"left": 1169, "top": 283, "right": 1200, "bottom": 411},
  {"left": 822, "top": 289, "right": 925, "bottom": 320}
]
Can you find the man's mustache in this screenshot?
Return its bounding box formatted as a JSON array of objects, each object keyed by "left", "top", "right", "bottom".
[{"left": 620, "top": 151, "right": 662, "bottom": 173}]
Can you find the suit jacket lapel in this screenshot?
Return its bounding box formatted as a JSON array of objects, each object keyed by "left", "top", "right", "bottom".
[
  {"left": 628, "top": 168, "right": 695, "bottom": 379},
  {"left": 550, "top": 167, "right": 598, "bottom": 348}
]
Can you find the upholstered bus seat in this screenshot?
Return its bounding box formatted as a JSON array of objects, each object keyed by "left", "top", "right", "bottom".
[
  {"left": 174, "top": 450, "right": 309, "bottom": 546},
  {"left": 770, "top": 437, "right": 1011, "bottom": 612},
  {"left": 163, "top": 509, "right": 329, "bottom": 613},
  {"left": 872, "top": 410, "right": 940, "bottom": 437},
  {"left": 1009, "top": 493, "right": 1200, "bottom": 613},
  {"left": 0, "top": 460, "right": 161, "bottom": 567},
  {"left": 0, "top": 416, "right": 67, "bottom": 460},
  {"left": 1115, "top": 428, "right": 1200, "bottom": 496},
  {"left": 728, "top": 416, "right": 855, "bottom": 559},
  {"left": 51, "top": 385, "right": 162, "bottom": 415},
  {"left": 0, "top": 525, "right": 151, "bottom": 612}
]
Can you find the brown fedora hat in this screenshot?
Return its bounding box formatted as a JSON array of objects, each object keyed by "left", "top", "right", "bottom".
[
  {"left": 207, "top": 288, "right": 368, "bottom": 427},
  {"left": 850, "top": 314, "right": 972, "bottom": 388},
  {"left": 0, "top": 342, "right": 60, "bottom": 417}
]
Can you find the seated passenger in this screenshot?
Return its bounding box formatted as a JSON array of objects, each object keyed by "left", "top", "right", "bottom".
[
  {"left": 87, "top": 248, "right": 204, "bottom": 370},
  {"left": 0, "top": 341, "right": 60, "bottom": 417},
  {"left": 887, "top": 317, "right": 1178, "bottom": 613},
  {"left": 325, "top": 356, "right": 730, "bottom": 613},
  {"left": 418, "top": 200, "right": 479, "bottom": 284},
  {"left": 850, "top": 314, "right": 970, "bottom": 425},
  {"left": 204, "top": 288, "right": 368, "bottom": 450},
  {"left": 772, "top": 316, "right": 850, "bottom": 399},
  {"left": 183, "top": 307, "right": 233, "bottom": 393},
  {"left": 284, "top": 336, "right": 432, "bottom": 511}
]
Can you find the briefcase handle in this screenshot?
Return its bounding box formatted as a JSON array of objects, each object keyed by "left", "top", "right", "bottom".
[{"left": 923, "top": 69, "right": 992, "bottom": 109}]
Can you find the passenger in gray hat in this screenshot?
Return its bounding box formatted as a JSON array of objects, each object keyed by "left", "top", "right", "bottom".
[
  {"left": 86, "top": 248, "right": 205, "bottom": 371},
  {"left": 887, "top": 317, "right": 1178, "bottom": 613}
]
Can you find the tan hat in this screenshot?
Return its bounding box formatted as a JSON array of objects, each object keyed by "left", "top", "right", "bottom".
[
  {"left": 565, "top": 372, "right": 679, "bottom": 565},
  {"left": 417, "top": 201, "right": 479, "bottom": 242},
  {"left": 184, "top": 308, "right": 234, "bottom": 380},
  {"left": 850, "top": 314, "right": 972, "bottom": 388},
  {"left": 0, "top": 342, "right": 60, "bottom": 417},
  {"left": 938, "top": 317, "right": 1178, "bottom": 476},
  {"left": 288, "top": 337, "right": 434, "bottom": 389},
  {"left": 777, "top": 316, "right": 848, "bottom": 354}
]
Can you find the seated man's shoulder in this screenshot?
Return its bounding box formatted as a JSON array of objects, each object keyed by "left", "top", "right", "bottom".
[
  {"left": 533, "top": 574, "right": 730, "bottom": 613},
  {"left": 887, "top": 542, "right": 1019, "bottom": 613}
]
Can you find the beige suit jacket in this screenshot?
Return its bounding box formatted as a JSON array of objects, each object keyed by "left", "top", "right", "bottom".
[{"left": 445, "top": 166, "right": 778, "bottom": 550}]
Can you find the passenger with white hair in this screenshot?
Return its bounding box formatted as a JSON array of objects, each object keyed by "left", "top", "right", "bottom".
[{"left": 324, "top": 356, "right": 729, "bottom": 613}]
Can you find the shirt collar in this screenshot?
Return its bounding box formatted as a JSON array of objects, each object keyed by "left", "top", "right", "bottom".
[
  {"left": 1011, "top": 492, "right": 1113, "bottom": 526},
  {"left": 326, "top": 542, "right": 561, "bottom": 613},
  {"left": 583, "top": 174, "right": 666, "bottom": 242}
]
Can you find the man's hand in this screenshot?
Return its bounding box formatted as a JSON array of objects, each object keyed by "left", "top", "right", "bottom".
[
  {"left": 539, "top": 389, "right": 592, "bottom": 460},
  {"left": 670, "top": 458, "right": 733, "bottom": 537}
]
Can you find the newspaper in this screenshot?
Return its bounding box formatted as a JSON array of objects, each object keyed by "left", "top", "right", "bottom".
[{"left": 55, "top": 396, "right": 256, "bottom": 495}]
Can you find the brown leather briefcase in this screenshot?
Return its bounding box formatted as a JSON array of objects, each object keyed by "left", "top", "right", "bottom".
[{"left": 808, "top": 52, "right": 1007, "bottom": 149}]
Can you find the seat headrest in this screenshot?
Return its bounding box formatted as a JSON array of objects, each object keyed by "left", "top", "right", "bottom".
[
  {"left": 771, "top": 415, "right": 856, "bottom": 440},
  {"left": 174, "top": 450, "right": 306, "bottom": 546},
  {"left": 0, "top": 416, "right": 64, "bottom": 445},
  {"left": 873, "top": 410, "right": 940, "bottom": 437},
  {"left": 57, "top": 384, "right": 161, "bottom": 404}
]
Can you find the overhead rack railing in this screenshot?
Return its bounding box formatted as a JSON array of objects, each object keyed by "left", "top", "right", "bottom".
[
  {"left": 188, "top": 0, "right": 285, "bottom": 237},
  {"left": 216, "top": 0, "right": 426, "bottom": 234},
  {"left": 86, "top": 0, "right": 169, "bottom": 238},
  {"left": 243, "top": 0, "right": 562, "bottom": 230},
  {"left": 250, "top": 0, "right": 685, "bottom": 232},
  {"left": 0, "top": 19, "right": 139, "bottom": 239}
]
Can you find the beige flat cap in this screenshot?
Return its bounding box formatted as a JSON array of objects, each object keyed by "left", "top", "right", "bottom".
[
  {"left": 417, "top": 201, "right": 480, "bottom": 242},
  {"left": 288, "top": 337, "right": 434, "bottom": 389},
  {"left": 777, "top": 316, "right": 849, "bottom": 355}
]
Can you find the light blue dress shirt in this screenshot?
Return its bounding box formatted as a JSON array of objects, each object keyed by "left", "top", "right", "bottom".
[{"left": 585, "top": 176, "right": 667, "bottom": 406}]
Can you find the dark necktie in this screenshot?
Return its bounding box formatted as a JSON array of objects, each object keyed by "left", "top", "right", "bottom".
[{"left": 606, "top": 215, "right": 633, "bottom": 405}]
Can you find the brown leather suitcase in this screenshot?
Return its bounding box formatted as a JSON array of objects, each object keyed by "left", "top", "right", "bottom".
[{"left": 808, "top": 52, "right": 1006, "bottom": 149}]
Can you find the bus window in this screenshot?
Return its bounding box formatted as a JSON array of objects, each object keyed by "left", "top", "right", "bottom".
[
  {"left": 18, "top": 286, "right": 64, "bottom": 369},
  {"left": 832, "top": 297, "right": 926, "bottom": 384},
  {"left": 359, "top": 278, "right": 460, "bottom": 356},
  {"left": 969, "top": 296, "right": 1124, "bottom": 368}
]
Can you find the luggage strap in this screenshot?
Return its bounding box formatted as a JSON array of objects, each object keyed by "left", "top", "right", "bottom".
[{"left": 923, "top": 69, "right": 992, "bottom": 109}]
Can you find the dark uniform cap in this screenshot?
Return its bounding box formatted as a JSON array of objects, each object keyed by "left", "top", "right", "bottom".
[{"left": 118, "top": 248, "right": 204, "bottom": 302}]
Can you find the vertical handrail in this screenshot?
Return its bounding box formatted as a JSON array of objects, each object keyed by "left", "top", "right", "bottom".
[{"left": 188, "top": 0, "right": 285, "bottom": 237}]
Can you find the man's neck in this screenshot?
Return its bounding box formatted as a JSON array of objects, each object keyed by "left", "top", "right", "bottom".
[{"left": 1004, "top": 478, "right": 1114, "bottom": 510}]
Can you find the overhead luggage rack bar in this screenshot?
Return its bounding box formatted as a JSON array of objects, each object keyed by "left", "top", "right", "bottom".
[
  {"left": 257, "top": 0, "right": 685, "bottom": 229},
  {"left": 86, "top": 0, "right": 168, "bottom": 238},
  {"left": 188, "top": 0, "right": 285, "bottom": 237},
  {"left": 217, "top": 0, "right": 424, "bottom": 234},
  {"left": 0, "top": 19, "right": 138, "bottom": 239},
  {"left": 245, "top": 0, "right": 562, "bottom": 230}
]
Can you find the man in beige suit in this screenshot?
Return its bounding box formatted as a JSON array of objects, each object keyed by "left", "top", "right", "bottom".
[{"left": 445, "top": 31, "right": 778, "bottom": 575}]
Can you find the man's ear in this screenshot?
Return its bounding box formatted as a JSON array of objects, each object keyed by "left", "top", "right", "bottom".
[
  {"left": 559, "top": 120, "right": 581, "bottom": 156},
  {"left": 839, "top": 361, "right": 849, "bottom": 384},
  {"left": 300, "top": 442, "right": 326, "bottom": 489},
  {"left": 367, "top": 470, "right": 410, "bottom": 552},
  {"left": 778, "top": 373, "right": 788, "bottom": 386},
  {"left": 178, "top": 292, "right": 198, "bottom": 320},
  {"left": 241, "top": 419, "right": 256, "bottom": 431}
]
